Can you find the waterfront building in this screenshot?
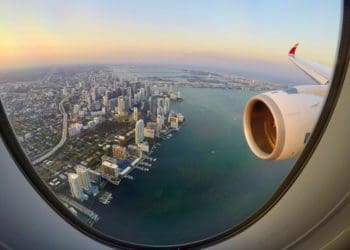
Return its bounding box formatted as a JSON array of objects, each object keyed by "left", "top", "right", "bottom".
[
  {"left": 169, "top": 116, "right": 179, "bottom": 129},
  {"left": 135, "top": 119, "right": 145, "bottom": 144},
  {"left": 170, "top": 92, "right": 178, "bottom": 100},
  {"left": 133, "top": 107, "right": 138, "bottom": 122},
  {"left": 164, "top": 97, "right": 170, "bottom": 114},
  {"left": 88, "top": 169, "right": 102, "bottom": 186},
  {"left": 68, "top": 173, "right": 85, "bottom": 201},
  {"left": 76, "top": 165, "right": 92, "bottom": 192},
  {"left": 144, "top": 127, "right": 155, "bottom": 139},
  {"left": 138, "top": 141, "right": 150, "bottom": 153},
  {"left": 127, "top": 145, "right": 142, "bottom": 158},
  {"left": 101, "top": 155, "right": 117, "bottom": 164},
  {"left": 178, "top": 113, "right": 185, "bottom": 123},
  {"left": 101, "top": 161, "right": 119, "bottom": 178},
  {"left": 156, "top": 114, "right": 164, "bottom": 136},
  {"left": 146, "top": 122, "right": 158, "bottom": 129},
  {"left": 112, "top": 145, "right": 128, "bottom": 160}
]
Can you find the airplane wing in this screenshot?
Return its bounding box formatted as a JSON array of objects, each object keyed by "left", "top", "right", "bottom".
[{"left": 288, "top": 43, "right": 332, "bottom": 84}]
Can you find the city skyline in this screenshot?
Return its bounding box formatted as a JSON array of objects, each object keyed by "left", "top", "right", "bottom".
[{"left": 1, "top": 0, "right": 341, "bottom": 76}]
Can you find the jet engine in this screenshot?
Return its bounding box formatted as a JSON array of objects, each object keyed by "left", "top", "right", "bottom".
[{"left": 243, "top": 87, "right": 326, "bottom": 160}]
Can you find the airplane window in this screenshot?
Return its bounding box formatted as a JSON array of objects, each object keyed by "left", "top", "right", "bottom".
[{"left": 0, "top": 1, "right": 342, "bottom": 248}]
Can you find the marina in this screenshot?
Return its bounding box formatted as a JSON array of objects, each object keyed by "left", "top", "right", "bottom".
[
  {"left": 98, "top": 191, "right": 113, "bottom": 205},
  {"left": 91, "top": 87, "right": 294, "bottom": 245}
]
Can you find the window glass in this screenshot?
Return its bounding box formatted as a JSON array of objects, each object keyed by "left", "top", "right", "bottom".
[{"left": 0, "top": 1, "right": 341, "bottom": 246}]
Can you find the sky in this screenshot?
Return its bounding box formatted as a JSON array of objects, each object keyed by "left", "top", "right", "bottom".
[{"left": 0, "top": 0, "right": 342, "bottom": 82}]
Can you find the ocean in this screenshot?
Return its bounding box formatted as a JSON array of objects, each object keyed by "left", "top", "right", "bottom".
[{"left": 91, "top": 87, "right": 294, "bottom": 245}]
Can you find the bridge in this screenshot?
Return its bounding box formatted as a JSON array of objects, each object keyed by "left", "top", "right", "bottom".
[{"left": 58, "top": 195, "right": 99, "bottom": 223}]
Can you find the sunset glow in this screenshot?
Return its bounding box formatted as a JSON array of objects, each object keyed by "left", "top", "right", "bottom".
[{"left": 0, "top": 0, "right": 341, "bottom": 70}]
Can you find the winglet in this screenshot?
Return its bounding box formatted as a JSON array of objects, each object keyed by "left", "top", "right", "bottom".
[
  {"left": 288, "top": 43, "right": 299, "bottom": 56},
  {"left": 288, "top": 43, "right": 331, "bottom": 84}
]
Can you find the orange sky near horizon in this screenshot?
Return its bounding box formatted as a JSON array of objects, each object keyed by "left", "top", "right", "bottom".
[{"left": 0, "top": 1, "right": 340, "bottom": 70}]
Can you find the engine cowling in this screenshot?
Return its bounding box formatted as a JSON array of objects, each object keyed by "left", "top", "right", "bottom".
[{"left": 243, "top": 88, "right": 324, "bottom": 160}]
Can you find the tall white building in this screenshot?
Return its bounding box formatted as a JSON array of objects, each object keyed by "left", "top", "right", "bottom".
[
  {"left": 103, "top": 95, "right": 109, "bottom": 108},
  {"left": 140, "top": 88, "right": 145, "bottom": 100},
  {"left": 135, "top": 119, "right": 145, "bottom": 144},
  {"left": 156, "top": 114, "right": 164, "bottom": 136},
  {"left": 117, "top": 96, "right": 126, "bottom": 116},
  {"left": 133, "top": 107, "right": 138, "bottom": 122},
  {"left": 164, "top": 97, "right": 170, "bottom": 114},
  {"left": 125, "top": 95, "right": 132, "bottom": 111},
  {"left": 76, "top": 165, "right": 92, "bottom": 192},
  {"left": 68, "top": 173, "right": 85, "bottom": 201}
]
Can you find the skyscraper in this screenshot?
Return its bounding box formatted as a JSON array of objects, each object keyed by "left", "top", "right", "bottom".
[
  {"left": 164, "top": 97, "right": 170, "bottom": 114},
  {"left": 149, "top": 96, "right": 158, "bottom": 115},
  {"left": 157, "top": 105, "right": 163, "bottom": 116},
  {"left": 127, "top": 86, "right": 132, "bottom": 98},
  {"left": 117, "top": 96, "right": 126, "bottom": 116},
  {"left": 135, "top": 119, "right": 144, "bottom": 144},
  {"left": 76, "top": 165, "right": 92, "bottom": 192},
  {"left": 133, "top": 107, "right": 138, "bottom": 122},
  {"left": 157, "top": 97, "right": 164, "bottom": 108},
  {"left": 68, "top": 173, "right": 85, "bottom": 201},
  {"left": 156, "top": 114, "right": 164, "bottom": 136},
  {"left": 145, "top": 85, "right": 151, "bottom": 99},
  {"left": 140, "top": 87, "right": 145, "bottom": 100}
]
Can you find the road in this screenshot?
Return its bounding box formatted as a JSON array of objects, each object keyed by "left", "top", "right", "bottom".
[
  {"left": 32, "top": 96, "right": 69, "bottom": 165},
  {"left": 58, "top": 195, "right": 99, "bottom": 223}
]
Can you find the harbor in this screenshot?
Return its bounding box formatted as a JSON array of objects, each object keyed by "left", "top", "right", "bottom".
[
  {"left": 98, "top": 191, "right": 113, "bottom": 205},
  {"left": 98, "top": 125, "right": 180, "bottom": 188}
]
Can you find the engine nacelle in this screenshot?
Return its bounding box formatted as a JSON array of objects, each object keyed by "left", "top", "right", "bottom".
[{"left": 243, "top": 88, "right": 325, "bottom": 160}]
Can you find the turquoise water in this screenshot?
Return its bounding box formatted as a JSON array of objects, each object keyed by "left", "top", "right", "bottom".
[{"left": 92, "top": 87, "right": 293, "bottom": 245}]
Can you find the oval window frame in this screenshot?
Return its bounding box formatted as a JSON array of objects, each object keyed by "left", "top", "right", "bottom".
[{"left": 0, "top": 2, "right": 349, "bottom": 249}]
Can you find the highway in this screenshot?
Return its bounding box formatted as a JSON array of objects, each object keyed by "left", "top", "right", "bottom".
[{"left": 32, "top": 96, "right": 69, "bottom": 165}]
